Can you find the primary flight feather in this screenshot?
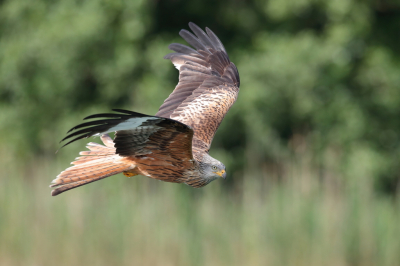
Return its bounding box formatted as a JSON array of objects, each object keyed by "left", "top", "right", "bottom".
[{"left": 51, "top": 22, "right": 240, "bottom": 196}]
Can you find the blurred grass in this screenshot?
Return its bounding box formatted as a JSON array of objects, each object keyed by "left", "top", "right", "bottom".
[{"left": 1, "top": 151, "right": 399, "bottom": 266}]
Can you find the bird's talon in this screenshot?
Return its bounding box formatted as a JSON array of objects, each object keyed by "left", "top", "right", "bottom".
[{"left": 123, "top": 172, "right": 137, "bottom": 178}]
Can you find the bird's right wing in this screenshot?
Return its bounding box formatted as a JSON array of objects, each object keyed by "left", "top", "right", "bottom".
[{"left": 157, "top": 23, "right": 240, "bottom": 153}]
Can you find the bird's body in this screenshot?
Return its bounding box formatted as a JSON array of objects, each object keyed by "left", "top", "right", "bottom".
[{"left": 51, "top": 23, "right": 240, "bottom": 196}]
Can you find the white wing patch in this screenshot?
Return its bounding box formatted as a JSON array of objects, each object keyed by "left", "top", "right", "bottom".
[
  {"left": 173, "top": 62, "right": 183, "bottom": 70},
  {"left": 106, "top": 117, "right": 159, "bottom": 134}
]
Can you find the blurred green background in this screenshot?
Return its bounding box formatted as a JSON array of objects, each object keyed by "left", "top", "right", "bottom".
[{"left": 1, "top": 0, "right": 400, "bottom": 265}]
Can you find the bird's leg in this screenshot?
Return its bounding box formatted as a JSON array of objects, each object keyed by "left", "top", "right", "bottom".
[{"left": 123, "top": 171, "right": 138, "bottom": 177}]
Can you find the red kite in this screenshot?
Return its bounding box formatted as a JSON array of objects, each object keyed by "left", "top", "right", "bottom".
[{"left": 51, "top": 22, "right": 240, "bottom": 196}]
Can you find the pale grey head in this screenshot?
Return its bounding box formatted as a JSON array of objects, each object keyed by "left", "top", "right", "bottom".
[{"left": 199, "top": 153, "right": 226, "bottom": 181}]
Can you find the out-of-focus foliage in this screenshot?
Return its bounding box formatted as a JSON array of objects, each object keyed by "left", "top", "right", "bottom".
[
  {"left": 1, "top": 0, "right": 400, "bottom": 265},
  {"left": 0, "top": 0, "right": 150, "bottom": 155},
  {"left": 1, "top": 0, "right": 399, "bottom": 193}
]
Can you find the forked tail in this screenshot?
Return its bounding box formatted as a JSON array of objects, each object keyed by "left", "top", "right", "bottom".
[{"left": 51, "top": 135, "right": 134, "bottom": 196}]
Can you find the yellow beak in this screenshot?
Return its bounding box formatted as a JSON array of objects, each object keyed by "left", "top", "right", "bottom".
[{"left": 215, "top": 169, "right": 226, "bottom": 179}]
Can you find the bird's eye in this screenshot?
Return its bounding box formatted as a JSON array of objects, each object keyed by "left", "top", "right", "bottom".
[{"left": 212, "top": 166, "right": 217, "bottom": 170}]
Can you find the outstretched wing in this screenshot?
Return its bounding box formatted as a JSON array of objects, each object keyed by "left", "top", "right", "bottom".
[
  {"left": 61, "top": 109, "right": 196, "bottom": 182},
  {"left": 157, "top": 22, "right": 240, "bottom": 153}
]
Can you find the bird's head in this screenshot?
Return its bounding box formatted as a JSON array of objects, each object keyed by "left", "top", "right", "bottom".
[
  {"left": 201, "top": 154, "right": 226, "bottom": 180},
  {"left": 210, "top": 163, "right": 226, "bottom": 179}
]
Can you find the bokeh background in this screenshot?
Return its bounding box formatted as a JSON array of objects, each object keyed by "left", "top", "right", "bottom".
[{"left": 1, "top": 0, "right": 400, "bottom": 265}]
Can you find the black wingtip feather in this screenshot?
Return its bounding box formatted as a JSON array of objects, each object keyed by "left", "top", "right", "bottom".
[
  {"left": 188, "top": 23, "right": 214, "bottom": 49},
  {"left": 61, "top": 128, "right": 94, "bottom": 142},
  {"left": 61, "top": 135, "right": 90, "bottom": 148},
  {"left": 205, "top": 27, "right": 227, "bottom": 53},
  {"left": 179, "top": 29, "right": 209, "bottom": 52},
  {"left": 164, "top": 53, "right": 173, "bottom": 60},
  {"left": 84, "top": 113, "right": 124, "bottom": 120},
  {"left": 60, "top": 109, "right": 159, "bottom": 149},
  {"left": 112, "top": 109, "right": 152, "bottom": 117},
  {"left": 168, "top": 43, "right": 200, "bottom": 56},
  {"left": 67, "top": 120, "right": 110, "bottom": 133},
  {"left": 62, "top": 111, "right": 120, "bottom": 144}
]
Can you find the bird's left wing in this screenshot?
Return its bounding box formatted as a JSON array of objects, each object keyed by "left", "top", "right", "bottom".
[
  {"left": 61, "top": 109, "right": 196, "bottom": 183},
  {"left": 156, "top": 23, "right": 240, "bottom": 153}
]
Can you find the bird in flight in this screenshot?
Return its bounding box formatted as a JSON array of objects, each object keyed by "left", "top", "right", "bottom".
[{"left": 51, "top": 22, "right": 240, "bottom": 196}]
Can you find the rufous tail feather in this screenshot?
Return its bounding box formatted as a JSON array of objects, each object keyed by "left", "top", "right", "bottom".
[{"left": 51, "top": 135, "right": 135, "bottom": 196}]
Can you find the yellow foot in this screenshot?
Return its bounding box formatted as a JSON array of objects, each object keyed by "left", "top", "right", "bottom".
[{"left": 123, "top": 172, "right": 138, "bottom": 178}]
